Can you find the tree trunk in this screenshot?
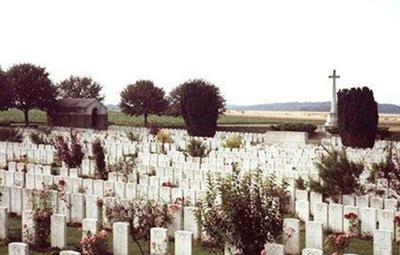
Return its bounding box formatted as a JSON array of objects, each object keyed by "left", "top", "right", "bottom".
[
  {"left": 144, "top": 113, "right": 148, "bottom": 127},
  {"left": 23, "top": 110, "right": 29, "bottom": 126}
]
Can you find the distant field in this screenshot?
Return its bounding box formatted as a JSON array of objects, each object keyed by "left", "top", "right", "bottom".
[{"left": 0, "top": 109, "right": 399, "bottom": 131}]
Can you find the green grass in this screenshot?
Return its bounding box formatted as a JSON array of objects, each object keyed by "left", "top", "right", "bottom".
[
  {"left": 0, "top": 109, "right": 322, "bottom": 129},
  {"left": 0, "top": 215, "right": 222, "bottom": 255},
  {"left": 2, "top": 216, "right": 399, "bottom": 254}
]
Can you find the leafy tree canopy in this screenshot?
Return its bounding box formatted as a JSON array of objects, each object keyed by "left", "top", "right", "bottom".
[
  {"left": 119, "top": 80, "right": 168, "bottom": 126},
  {"left": 337, "top": 86, "right": 378, "bottom": 148},
  {"left": 7, "top": 63, "right": 57, "bottom": 125},
  {"left": 0, "top": 66, "right": 15, "bottom": 110},
  {"left": 58, "top": 75, "right": 104, "bottom": 101}
]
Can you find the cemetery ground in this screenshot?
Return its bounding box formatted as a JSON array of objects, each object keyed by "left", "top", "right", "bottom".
[
  {"left": 1, "top": 215, "right": 399, "bottom": 254},
  {"left": 1, "top": 214, "right": 400, "bottom": 255},
  {"left": 1, "top": 109, "right": 399, "bottom": 132}
]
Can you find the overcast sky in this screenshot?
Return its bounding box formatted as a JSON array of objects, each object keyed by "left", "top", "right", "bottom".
[{"left": 1, "top": 0, "right": 399, "bottom": 105}]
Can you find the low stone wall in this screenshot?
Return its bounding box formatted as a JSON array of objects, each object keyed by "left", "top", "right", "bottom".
[{"left": 264, "top": 131, "right": 308, "bottom": 145}]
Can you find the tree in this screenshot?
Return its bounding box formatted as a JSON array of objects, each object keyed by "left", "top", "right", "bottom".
[
  {"left": 167, "top": 81, "right": 225, "bottom": 117},
  {"left": 119, "top": 80, "right": 168, "bottom": 126},
  {"left": 58, "top": 75, "right": 104, "bottom": 101},
  {"left": 197, "top": 167, "right": 289, "bottom": 254},
  {"left": 7, "top": 63, "right": 57, "bottom": 125},
  {"left": 179, "top": 79, "right": 225, "bottom": 137},
  {"left": 309, "top": 147, "right": 364, "bottom": 201},
  {"left": 337, "top": 87, "right": 378, "bottom": 148},
  {"left": 0, "top": 66, "right": 15, "bottom": 110}
]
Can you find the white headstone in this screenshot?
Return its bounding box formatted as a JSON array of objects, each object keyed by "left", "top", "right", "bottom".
[
  {"left": 360, "top": 207, "right": 376, "bottom": 236},
  {"left": 295, "top": 200, "right": 310, "bottom": 222},
  {"left": 8, "top": 242, "right": 29, "bottom": 255},
  {"left": 113, "top": 222, "right": 130, "bottom": 255},
  {"left": 314, "top": 202, "right": 328, "bottom": 229},
  {"left": 51, "top": 214, "right": 66, "bottom": 248},
  {"left": 328, "top": 203, "right": 343, "bottom": 233},
  {"left": 175, "top": 231, "right": 193, "bottom": 255},
  {"left": 373, "top": 230, "right": 392, "bottom": 255},
  {"left": 283, "top": 218, "right": 300, "bottom": 255},
  {"left": 305, "top": 221, "right": 323, "bottom": 250},
  {"left": 150, "top": 227, "right": 168, "bottom": 255}
]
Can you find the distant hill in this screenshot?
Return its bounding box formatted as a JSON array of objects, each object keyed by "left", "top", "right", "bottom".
[{"left": 228, "top": 102, "right": 400, "bottom": 114}]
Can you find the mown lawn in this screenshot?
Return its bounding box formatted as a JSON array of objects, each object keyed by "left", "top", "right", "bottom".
[
  {"left": 2, "top": 215, "right": 400, "bottom": 254},
  {"left": 0, "top": 215, "right": 223, "bottom": 255},
  {"left": 0, "top": 109, "right": 323, "bottom": 128}
]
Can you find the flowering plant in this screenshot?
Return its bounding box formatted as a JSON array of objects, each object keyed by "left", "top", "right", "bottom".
[
  {"left": 324, "top": 233, "right": 350, "bottom": 255},
  {"left": 81, "top": 230, "right": 109, "bottom": 255},
  {"left": 161, "top": 181, "right": 177, "bottom": 188},
  {"left": 344, "top": 212, "right": 359, "bottom": 236}
]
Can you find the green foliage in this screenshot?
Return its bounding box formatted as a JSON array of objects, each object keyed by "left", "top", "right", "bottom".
[
  {"left": 7, "top": 63, "right": 57, "bottom": 125},
  {"left": 57, "top": 75, "right": 104, "bottom": 101},
  {"left": 185, "top": 138, "right": 209, "bottom": 158},
  {"left": 0, "top": 128, "right": 23, "bottom": 142},
  {"left": 337, "top": 87, "right": 378, "bottom": 148},
  {"left": 271, "top": 122, "right": 317, "bottom": 135},
  {"left": 0, "top": 67, "right": 15, "bottom": 110},
  {"left": 147, "top": 122, "right": 160, "bottom": 136},
  {"left": 92, "top": 139, "right": 107, "bottom": 179},
  {"left": 309, "top": 147, "right": 364, "bottom": 199},
  {"left": 127, "top": 131, "right": 141, "bottom": 142},
  {"left": 179, "top": 79, "right": 226, "bottom": 137},
  {"left": 29, "top": 127, "right": 53, "bottom": 145},
  {"left": 294, "top": 176, "right": 308, "bottom": 190},
  {"left": 197, "top": 167, "right": 289, "bottom": 254},
  {"left": 119, "top": 80, "right": 168, "bottom": 126},
  {"left": 155, "top": 129, "right": 173, "bottom": 144},
  {"left": 54, "top": 130, "right": 84, "bottom": 168},
  {"left": 105, "top": 199, "right": 173, "bottom": 254},
  {"left": 368, "top": 144, "right": 400, "bottom": 194},
  {"left": 222, "top": 134, "right": 243, "bottom": 149}
]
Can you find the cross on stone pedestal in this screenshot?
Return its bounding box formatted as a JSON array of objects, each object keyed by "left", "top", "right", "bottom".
[{"left": 325, "top": 69, "right": 340, "bottom": 127}]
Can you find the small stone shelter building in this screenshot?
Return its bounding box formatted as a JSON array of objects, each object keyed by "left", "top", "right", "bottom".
[{"left": 49, "top": 98, "right": 108, "bottom": 130}]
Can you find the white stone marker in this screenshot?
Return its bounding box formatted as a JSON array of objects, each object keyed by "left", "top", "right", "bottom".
[
  {"left": 305, "top": 221, "right": 323, "bottom": 250},
  {"left": 0, "top": 206, "right": 8, "bottom": 240},
  {"left": 384, "top": 198, "right": 397, "bottom": 212},
  {"left": 58, "top": 192, "right": 71, "bottom": 223},
  {"left": 370, "top": 197, "right": 383, "bottom": 210},
  {"left": 295, "top": 189, "right": 308, "bottom": 201},
  {"left": 85, "top": 195, "right": 99, "bottom": 221},
  {"left": 309, "top": 191, "right": 322, "bottom": 215},
  {"left": 183, "top": 206, "right": 200, "bottom": 239},
  {"left": 265, "top": 243, "right": 284, "bottom": 255},
  {"left": 22, "top": 210, "right": 36, "bottom": 245},
  {"left": 10, "top": 186, "right": 22, "bottom": 215},
  {"left": 302, "top": 248, "right": 323, "bottom": 255},
  {"left": 328, "top": 203, "right": 343, "bottom": 233},
  {"left": 356, "top": 195, "right": 369, "bottom": 208},
  {"left": 373, "top": 229, "right": 392, "bottom": 255},
  {"left": 82, "top": 218, "right": 100, "bottom": 238},
  {"left": 377, "top": 209, "right": 394, "bottom": 238},
  {"left": 360, "top": 207, "right": 377, "bottom": 236},
  {"left": 150, "top": 227, "right": 168, "bottom": 255},
  {"left": 295, "top": 200, "right": 310, "bottom": 222},
  {"left": 283, "top": 218, "right": 300, "bottom": 255},
  {"left": 71, "top": 193, "right": 85, "bottom": 223},
  {"left": 342, "top": 194, "right": 355, "bottom": 206},
  {"left": 343, "top": 206, "right": 358, "bottom": 234},
  {"left": 60, "top": 251, "right": 81, "bottom": 255},
  {"left": 0, "top": 186, "right": 10, "bottom": 210},
  {"left": 8, "top": 242, "right": 29, "bottom": 255},
  {"left": 113, "top": 222, "right": 129, "bottom": 255},
  {"left": 175, "top": 230, "right": 193, "bottom": 255},
  {"left": 51, "top": 214, "right": 67, "bottom": 248}
]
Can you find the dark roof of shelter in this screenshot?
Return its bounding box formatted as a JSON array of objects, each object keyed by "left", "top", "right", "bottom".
[{"left": 56, "top": 98, "right": 98, "bottom": 108}]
